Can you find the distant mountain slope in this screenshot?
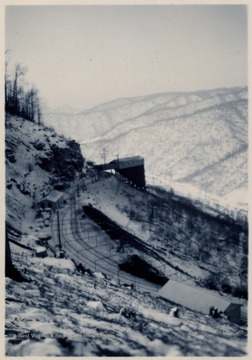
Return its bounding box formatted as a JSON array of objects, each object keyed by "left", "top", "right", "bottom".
[{"left": 44, "top": 87, "right": 248, "bottom": 209}]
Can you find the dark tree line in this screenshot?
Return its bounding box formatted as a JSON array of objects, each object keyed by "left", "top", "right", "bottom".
[{"left": 5, "top": 54, "right": 42, "bottom": 124}]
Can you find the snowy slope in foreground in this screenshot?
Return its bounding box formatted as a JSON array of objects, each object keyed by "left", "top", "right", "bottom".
[
  {"left": 5, "top": 250, "right": 247, "bottom": 356},
  {"left": 44, "top": 87, "right": 248, "bottom": 211}
]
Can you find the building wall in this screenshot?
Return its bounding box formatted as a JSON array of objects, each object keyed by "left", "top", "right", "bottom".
[
  {"left": 38, "top": 197, "right": 65, "bottom": 210},
  {"left": 225, "top": 304, "right": 242, "bottom": 324},
  {"left": 117, "top": 165, "right": 145, "bottom": 188},
  {"left": 39, "top": 199, "right": 55, "bottom": 210}
]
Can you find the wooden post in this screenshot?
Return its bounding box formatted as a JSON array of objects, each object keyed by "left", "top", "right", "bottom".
[{"left": 57, "top": 211, "right": 62, "bottom": 251}]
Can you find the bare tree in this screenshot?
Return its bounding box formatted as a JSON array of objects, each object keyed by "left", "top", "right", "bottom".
[
  {"left": 12, "top": 64, "right": 27, "bottom": 115},
  {"left": 5, "top": 55, "right": 42, "bottom": 123},
  {"left": 5, "top": 50, "right": 13, "bottom": 113},
  {"left": 5, "top": 225, "right": 29, "bottom": 282},
  {"left": 37, "top": 101, "right": 42, "bottom": 125}
]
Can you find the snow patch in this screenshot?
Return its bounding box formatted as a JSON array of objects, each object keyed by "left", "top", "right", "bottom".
[
  {"left": 32, "top": 257, "right": 75, "bottom": 271},
  {"left": 86, "top": 301, "right": 106, "bottom": 312}
]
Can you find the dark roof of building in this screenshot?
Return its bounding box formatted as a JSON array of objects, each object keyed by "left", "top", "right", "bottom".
[
  {"left": 226, "top": 303, "right": 243, "bottom": 313},
  {"left": 110, "top": 156, "right": 143, "bottom": 164}
]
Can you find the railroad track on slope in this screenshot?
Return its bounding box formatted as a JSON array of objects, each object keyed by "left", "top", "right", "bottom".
[
  {"left": 51, "top": 204, "right": 159, "bottom": 294},
  {"left": 83, "top": 205, "right": 192, "bottom": 278}
]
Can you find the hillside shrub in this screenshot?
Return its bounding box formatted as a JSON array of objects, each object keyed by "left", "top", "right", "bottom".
[
  {"left": 38, "top": 155, "right": 52, "bottom": 172},
  {"left": 202, "top": 273, "right": 219, "bottom": 291},
  {"left": 5, "top": 149, "right": 16, "bottom": 163},
  {"left": 221, "top": 281, "right": 232, "bottom": 294},
  {"left": 16, "top": 182, "right": 31, "bottom": 196},
  {"left": 232, "top": 285, "right": 248, "bottom": 300},
  {"left": 33, "top": 140, "right": 45, "bottom": 151}
]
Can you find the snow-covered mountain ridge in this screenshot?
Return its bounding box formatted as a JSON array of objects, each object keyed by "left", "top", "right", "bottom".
[{"left": 45, "top": 87, "right": 248, "bottom": 211}]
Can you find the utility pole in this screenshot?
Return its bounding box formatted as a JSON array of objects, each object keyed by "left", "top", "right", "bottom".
[
  {"left": 101, "top": 149, "right": 107, "bottom": 170},
  {"left": 117, "top": 153, "right": 120, "bottom": 170},
  {"left": 57, "top": 211, "right": 62, "bottom": 251}
]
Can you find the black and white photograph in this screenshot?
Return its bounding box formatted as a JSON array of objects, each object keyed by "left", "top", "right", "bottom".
[{"left": 4, "top": 2, "right": 249, "bottom": 357}]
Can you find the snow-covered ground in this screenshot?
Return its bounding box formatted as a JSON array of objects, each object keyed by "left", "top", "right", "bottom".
[
  {"left": 5, "top": 114, "right": 83, "bottom": 234},
  {"left": 6, "top": 174, "right": 248, "bottom": 355},
  {"left": 5, "top": 111, "right": 248, "bottom": 356},
  {"left": 74, "top": 173, "right": 247, "bottom": 292},
  {"left": 5, "top": 249, "right": 247, "bottom": 356}
]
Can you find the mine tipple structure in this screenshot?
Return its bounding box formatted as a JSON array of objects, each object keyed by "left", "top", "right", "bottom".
[{"left": 95, "top": 156, "right": 146, "bottom": 189}]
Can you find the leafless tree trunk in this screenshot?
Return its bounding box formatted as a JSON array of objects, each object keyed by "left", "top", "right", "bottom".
[
  {"left": 5, "top": 225, "right": 30, "bottom": 282},
  {"left": 12, "top": 64, "right": 26, "bottom": 115}
]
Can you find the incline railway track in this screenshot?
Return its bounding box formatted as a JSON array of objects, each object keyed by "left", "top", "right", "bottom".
[
  {"left": 83, "top": 205, "right": 193, "bottom": 278},
  {"left": 51, "top": 202, "right": 161, "bottom": 294}
]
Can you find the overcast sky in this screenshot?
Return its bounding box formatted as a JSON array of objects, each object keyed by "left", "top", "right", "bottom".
[{"left": 5, "top": 5, "right": 247, "bottom": 111}]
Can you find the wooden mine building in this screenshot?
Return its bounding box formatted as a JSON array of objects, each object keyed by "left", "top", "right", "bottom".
[
  {"left": 36, "top": 190, "right": 66, "bottom": 210},
  {"left": 95, "top": 156, "right": 146, "bottom": 188}
]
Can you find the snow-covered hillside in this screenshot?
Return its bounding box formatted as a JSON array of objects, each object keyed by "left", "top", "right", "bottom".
[
  {"left": 5, "top": 113, "right": 84, "bottom": 233},
  {"left": 5, "top": 113, "right": 248, "bottom": 356},
  {"left": 44, "top": 87, "right": 248, "bottom": 211},
  {"left": 74, "top": 173, "right": 248, "bottom": 296},
  {"left": 6, "top": 248, "right": 247, "bottom": 356}
]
